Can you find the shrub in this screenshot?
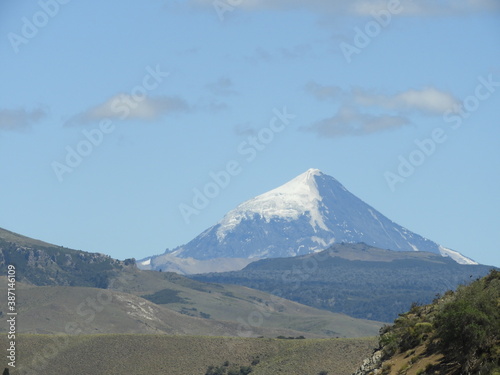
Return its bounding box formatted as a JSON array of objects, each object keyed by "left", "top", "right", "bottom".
[
  {"left": 205, "top": 365, "right": 226, "bottom": 375},
  {"left": 433, "top": 270, "right": 500, "bottom": 372},
  {"left": 380, "top": 332, "right": 398, "bottom": 357},
  {"left": 251, "top": 357, "right": 260, "bottom": 366}
]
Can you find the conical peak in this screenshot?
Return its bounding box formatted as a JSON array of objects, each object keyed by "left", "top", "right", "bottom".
[
  {"left": 297, "top": 168, "right": 323, "bottom": 182},
  {"left": 268, "top": 168, "right": 322, "bottom": 197},
  {"left": 216, "top": 169, "right": 329, "bottom": 239},
  {"left": 304, "top": 168, "right": 323, "bottom": 176}
]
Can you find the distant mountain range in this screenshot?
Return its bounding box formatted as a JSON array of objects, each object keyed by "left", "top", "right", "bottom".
[{"left": 140, "top": 168, "right": 475, "bottom": 273}]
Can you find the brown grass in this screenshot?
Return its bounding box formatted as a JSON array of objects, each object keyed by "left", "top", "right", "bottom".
[{"left": 1, "top": 334, "right": 377, "bottom": 375}]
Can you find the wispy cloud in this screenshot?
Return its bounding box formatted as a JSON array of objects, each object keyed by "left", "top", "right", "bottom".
[
  {"left": 305, "top": 82, "right": 345, "bottom": 101},
  {"left": 190, "top": 0, "right": 499, "bottom": 16},
  {"left": 353, "top": 87, "right": 459, "bottom": 115},
  {"left": 0, "top": 107, "right": 47, "bottom": 132},
  {"left": 64, "top": 94, "right": 190, "bottom": 126},
  {"left": 303, "top": 106, "right": 410, "bottom": 138},
  {"left": 303, "top": 82, "right": 460, "bottom": 138}
]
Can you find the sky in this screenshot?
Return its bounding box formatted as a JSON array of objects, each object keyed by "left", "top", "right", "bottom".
[{"left": 1, "top": 0, "right": 499, "bottom": 267}]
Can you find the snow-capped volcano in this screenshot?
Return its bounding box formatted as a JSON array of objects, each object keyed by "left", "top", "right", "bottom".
[{"left": 143, "top": 169, "right": 476, "bottom": 268}]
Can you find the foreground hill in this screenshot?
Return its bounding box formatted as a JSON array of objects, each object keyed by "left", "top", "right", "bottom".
[
  {"left": 192, "top": 243, "right": 496, "bottom": 322},
  {"left": 1, "top": 334, "right": 377, "bottom": 375},
  {"left": 352, "top": 270, "right": 500, "bottom": 375}
]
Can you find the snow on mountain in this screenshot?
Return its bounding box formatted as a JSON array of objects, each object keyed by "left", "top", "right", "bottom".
[
  {"left": 143, "top": 168, "right": 476, "bottom": 268},
  {"left": 138, "top": 254, "right": 254, "bottom": 274},
  {"left": 438, "top": 246, "right": 478, "bottom": 265},
  {"left": 217, "top": 168, "right": 328, "bottom": 240}
]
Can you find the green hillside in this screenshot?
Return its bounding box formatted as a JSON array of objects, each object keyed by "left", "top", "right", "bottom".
[{"left": 352, "top": 270, "right": 500, "bottom": 375}]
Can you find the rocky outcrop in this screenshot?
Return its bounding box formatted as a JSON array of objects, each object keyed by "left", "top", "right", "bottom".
[{"left": 351, "top": 350, "right": 383, "bottom": 375}]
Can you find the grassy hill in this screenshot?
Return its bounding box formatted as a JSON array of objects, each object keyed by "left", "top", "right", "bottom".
[
  {"left": 352, "top": 270, "right": 500, "bottom": 375},
  {"left": 0, "top": 334, "right": 377, "bottom": 375},
  {"left": 0, "top": 274, "right": 381, "bottom": 338},
  {"left": 120, "top": 271, "right": 382, "bottom": 338},
  {"left": 0, "top": 228, "right": 382, "bottom": 338},
  {"left": 191, "top": 243, "right": 497, "bottom": 322},
  {"left": 0, "top": 277, "right": 333, "bottom": 338}
]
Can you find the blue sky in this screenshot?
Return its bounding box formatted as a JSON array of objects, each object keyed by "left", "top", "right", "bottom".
[{"left": 1, "top": 0, "right": 499, "bottom": 266}]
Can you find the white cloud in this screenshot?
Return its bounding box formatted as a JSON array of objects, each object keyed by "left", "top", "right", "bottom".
[
  {"left": 354, "top": 87, "right": 459, "bottom": 115},
  {"left": 306, "top": 82, "right": 459, "bottom": 115},
  {"left": 303, "top": 82, "right": 460, "bottom": 137},
  {"left": 65, "top": 94, "right": 189, "bottom": 126},
  {"left": 305, "top": 82, "right": 345, "bottom": 101},
  {"left": 0, "top": 107, "right": 47, "bottom": 131}
]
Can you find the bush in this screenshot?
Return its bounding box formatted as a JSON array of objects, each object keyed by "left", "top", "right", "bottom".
[
  {"left": 434, "top": 270, "right": 500, "bottom": 372},
  {"left": 251, "top": 357, "right": 260, "bottom": 366},
  {"left": 205, "top": 366, "right": 226, "bottom": 375}
]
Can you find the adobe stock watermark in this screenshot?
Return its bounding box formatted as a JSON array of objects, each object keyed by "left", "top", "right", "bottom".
[
  {"left": 51, "top": 64, "right": 170, "bottom": 183},
  {"left": 8, "top": 0, "right": 71, "bottom": 54},
  {"left": 179, "top": 107, "right": 296, "bottom": 224},
  {"left": 212, "top": 0, "right": 243, "bottom": 21},
  {"left": 340, "top": 0, "right": 405, "bottom": 63},
  {"left": 384, "top": 73, "right": 499, "bottom": 192}
]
